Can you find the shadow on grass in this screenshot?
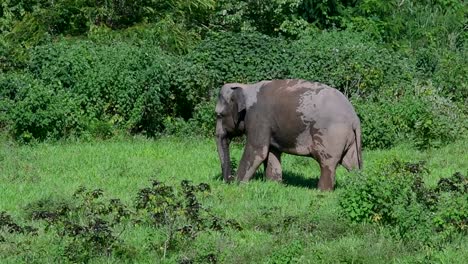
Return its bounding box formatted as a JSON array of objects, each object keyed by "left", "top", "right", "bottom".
[
  {"left": 282, "top": 171, "right": 319, "bottom": 189},
  {"left": 213, "top": 170, "right": 320, "bottom": 189}
]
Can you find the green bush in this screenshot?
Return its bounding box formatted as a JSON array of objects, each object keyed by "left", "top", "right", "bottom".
[
  {"left": 353, "top": 99, "right": 398, "bottom": 149},
  {"left": 412, "top": 47, "right": 467, "bottom": 102},
  {"left": 433, "top": 192, "right": 467, "bottom": 235},
  {"left": 28, "top": 40, "right": 175, "bottom": 136},
  {"left": 354, "top": 85, "right": 467, "bottom": 150},
  {"left": 210, "top": 0, "right": 313, "bottom": 36},
  {"left": 410, "top": 85, "right": 467, "bottom": 149},
  {"left": 267, "top": 239, "right": 304, "bottom": 264},
  {"left": 353, "top": 95, "right": 429, "bottom": 150},
  {"left": 340, "top": 159, "right": 467, "bottom": 243},
  {"left": 191, "top": 100, "right": 217, "bottom": 136},
  {"left": 5, "top": 38, "right": 220, "bottom": 140},
  {"left": 288, "top": 30, "right": 415, "bottom": 97},
  {"left": 0, "top": 38, "right": 27, "bottom": 72},
  {"left": 339, "top": 159, "right": 420, "bottom": 225},
  {"left": 166, "top": 59, "right": 216, "bottom": 120},
  {"left": 188, "top": 32, "right": 291, "bottom": 84},
  {"left": 16, "top": 181, "right": 239, "bottom": 262},
  {"left": 191, "top": 30, "right": 415, "bottom": 98},
  {"left": 431, "top": 50, "right": 468, "bottom": 101},
  {"left": 162, "top": 100, "right": 216, "bottom": 138},
  {"left": 0, "top": 73, "right": 86, "bottom": 142},
  {"left": 30, "top": 187, "right": 132, "bottom": 263}
]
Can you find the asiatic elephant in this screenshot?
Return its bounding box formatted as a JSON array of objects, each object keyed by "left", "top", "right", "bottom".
[{"left": 215, "top": 79, "right": 362, "bottom": 191}]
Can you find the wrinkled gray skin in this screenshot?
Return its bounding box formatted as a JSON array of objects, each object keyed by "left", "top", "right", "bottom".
[{"left": 215, "top": 79, "right": 362, "bottom": 191}]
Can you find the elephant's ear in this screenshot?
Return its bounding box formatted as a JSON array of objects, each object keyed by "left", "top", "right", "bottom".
[{"left": 231, "top": 86, "right": 246, "bottom": 113}]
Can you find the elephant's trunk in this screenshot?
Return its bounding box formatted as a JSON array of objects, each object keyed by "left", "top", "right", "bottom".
[{"left": 216, "top": 125, "right": 232, "bottom": 182}]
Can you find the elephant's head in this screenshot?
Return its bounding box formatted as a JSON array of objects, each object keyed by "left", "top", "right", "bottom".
[{"left": 215, "top": 83, "right": 247, "bottom": 182}]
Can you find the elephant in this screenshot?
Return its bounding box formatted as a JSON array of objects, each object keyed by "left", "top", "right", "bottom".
[{"left": 215, "top": 79, "right": 362, "bottom": 191}]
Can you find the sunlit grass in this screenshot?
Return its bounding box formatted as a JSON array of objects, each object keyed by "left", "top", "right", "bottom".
[{"left": 0, "top": 136, "right": 466, "bottom": 263}]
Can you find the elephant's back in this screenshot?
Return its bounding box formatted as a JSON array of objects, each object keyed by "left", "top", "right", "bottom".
[{"left": 261, "top": 79, "right": 359, "bottom": 127}]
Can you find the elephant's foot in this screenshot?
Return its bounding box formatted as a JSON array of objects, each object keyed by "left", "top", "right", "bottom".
[
  {"left": 264, "top": 162, "right": 282, "bottom": 182},
  {"left": 225, "top": 174, "right": 236, "bottom": 183}
]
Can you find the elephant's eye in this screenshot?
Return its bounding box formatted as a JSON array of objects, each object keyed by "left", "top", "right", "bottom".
[{"left": 216, "top": 113, "right": 223, "bottom": 118}]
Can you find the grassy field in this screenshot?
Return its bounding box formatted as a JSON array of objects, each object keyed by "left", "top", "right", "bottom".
[{"left": 1, "top": 135, "right": 467, "bottom": 263}]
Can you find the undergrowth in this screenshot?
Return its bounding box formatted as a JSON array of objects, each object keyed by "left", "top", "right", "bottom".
[
  {"left": 2, "top": 180, "right": 241, "bottom": 263},
  {"left": 340, "top": 160, "right": 467, "bottom": 247}
]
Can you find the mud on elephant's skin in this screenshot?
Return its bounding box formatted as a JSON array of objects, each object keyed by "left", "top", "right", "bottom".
[{"left": 215, "top": 79, "right": 362, "bottom": 191}]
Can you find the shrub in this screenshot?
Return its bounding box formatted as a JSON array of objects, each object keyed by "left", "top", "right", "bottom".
[
  {"left": 340, "top": 159, "right": 467, "bottom": 243},
  {"left": 267, "top": 239, "right": 303, "bottom": 264},
  {"left": 412, "top": 46, "right": 467, "bottom": 102},
  {"left": 353, "top": 84, "right": 467, "bottom": 150},
  {"left": 163, "top": 100, "right": 217, "bottom": 137},
  {"left": 353, "top": 99, "right": 398, "bottom": 149},
  {"left": 191, "top": 30, "right": 415, "bottom": 98},
  {"left": 0, "top": 73, "right": 86, "bottom": 142},
  {"left": 30, "top": 187, "right": 133, "bottom": 263},
  {"left": 5, "top": 38, "right": 219, "bottom": 140},
  {"left": 188, "top": 32, "right": 291, "bottom": 85},
  {"left": 191, "top": 100, "right": 217, "bottom": 137},
  {"left": 166, "top": 59, "right": 216, "bottom": 120},
  {"left": 411, "top": 84, "right": 467, "bottom": 149},
  {"left": 28, "top": 40, "right": 175, "bottom": 136},
  {"left": 433, "top": 192, "right": 467, "bottom": 235},
  {"left": 433, "top": 172, "right": 468, "bottom": 235},
  {"left": 339, "top": 159, "right": 423, "bottom": 225},
  {"left": 353, "top": 94, "right": 429, "bottom": 150},
  {"left": 0, "top": 211, "right": 37, "bottom": 237},
  {"left": 431, "top": 49, "right": 468, "bottom": 102},
  {"left": 288, "top": 30, "right": 415, "bottom": 97}
]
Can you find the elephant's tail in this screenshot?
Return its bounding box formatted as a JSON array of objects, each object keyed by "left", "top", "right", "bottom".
[{"left": 354, "top": 122, "right": 363, "bottom": 170}]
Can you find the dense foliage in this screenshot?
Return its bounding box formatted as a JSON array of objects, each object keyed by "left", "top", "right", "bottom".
[
  {"left": 0, "top": 0, "right": 467, "bottom": 148},
  {"left": 340, "top": 159, "right": 467, "bottom": 245}
]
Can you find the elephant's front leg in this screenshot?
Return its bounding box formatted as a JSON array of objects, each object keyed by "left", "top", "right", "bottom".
[
  {"left": 263, "top": 148, "right": 282, "bottom": 182},
  {"left": 237, "top": 143, "right": 269, "bottom": 182}
]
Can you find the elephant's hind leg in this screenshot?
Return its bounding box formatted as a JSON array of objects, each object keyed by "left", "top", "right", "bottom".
[
  {"left": 313, "top": 124, "right": 349, "bottom": 191},
  {"left": 317, "top": 158, "right": 340, "bottom": 191},
  {"left": 263, "top": 148, "right": 282, "bottom": 181}
]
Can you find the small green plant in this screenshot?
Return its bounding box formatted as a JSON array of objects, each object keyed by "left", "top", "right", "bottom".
[
  {"left": 0, "top": 211, "right": 38, "bottom": 241},
  {"left": 433, "top": 172, "right": 468, "bottom": 234},
  {"left": 135, "top": 180, "right": 241, "bottom": 258},
  {"left": 436, "top": 172, "right": 467, "bottom": 193},
  {"left": 268, "top": 239, "right": 303, "bottom": 264},
  {"left": 30, "top": 187, "right": 132, "bottom": 262}
]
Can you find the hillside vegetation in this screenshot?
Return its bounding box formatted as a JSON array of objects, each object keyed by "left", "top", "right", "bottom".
[{"left": 1, "top": 0, "right": 466, "bottom": 148}]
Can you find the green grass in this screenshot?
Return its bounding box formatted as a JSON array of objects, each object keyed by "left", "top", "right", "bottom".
[{"left": 0, "top": 135, "right": 467, "bottom": 263}]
